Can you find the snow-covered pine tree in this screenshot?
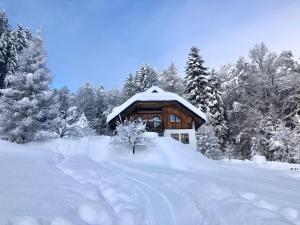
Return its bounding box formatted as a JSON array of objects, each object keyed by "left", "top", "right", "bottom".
[
  {"left": 76, "top": 81, "right": 97, "bottom": 126},
  {"left": 184, "top": 47, "right": 209, "bottom": 112},
  {"left": 159, "top": 63, "right": 184, "bottom": 94},
  {"left": 185, "top": 47, "right": 228, "bottom": 149},
  {"left": 135, "top": 64, "right": 158, "bottom": 92},
  {"left": 106, "top": 87, "right": 122, "bottom": 111},
  {"left": 0, "top": 34, "right": 56, "bottom": 143},
  {"left": 122, "top": 73, "right": 137, "bottom": 100},
  {"left": 0, "top": 13, "right": 31, "bottom": 89},
  {"left": 0, "top": 10, "right": 11, "bottom": 89},
  {"left": 93, "top": 84, "right": 109, "bottom": 135},
  {"left": 55, "top": 86, "right": 74, "bottom": 113},
  {"left": 206, "top": 74, "right": 229, "bottom": 146},
  {"left": 6, "top": 25, "right": 30, "bottom": 76}
]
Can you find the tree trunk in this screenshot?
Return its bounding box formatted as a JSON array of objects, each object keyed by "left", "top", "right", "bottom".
[{"left": 132, "top": 145, "right": 135, "bottom": 154}]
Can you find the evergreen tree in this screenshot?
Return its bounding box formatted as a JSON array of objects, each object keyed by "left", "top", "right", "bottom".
[
  {"left": 184, "top": 47, "right": 209, "bottom": 112},
  {"left": 6, "top": 25, "right": 31, "bottom": 76},
  {"left": 135, "top": 64, "right": 158, "bottom": 92},
  {"left": 106, "top": 87, "right": 122, "bottom": 110},
  {"left": 159, "top": 63, "right": 184, "bottom": 94},
  {"left": 0, "top": 11, "right": 11, "bottom": 88},
  {"left": 206, "top": 74, "right": 229, "bottom": 145},
  {"left": 93, "top": 85, "right": 109, "bottom": 134},
  {"left": 0, "top": 35, "right": 56, "bottom": 143},
  {"left": 122, "top": 73, "right": 137, "bottom": 100},
  {"left": 76, "top": 81, "right": 97, "bottom": 126},
  {"left": 185, "top": 47, "right": 228, "bottom": 148},
  {"left": 0, "top": 12, "right": 30, "bottom": 89},
  {"left": 55, "top": 86, "right": 73, "bottom": 113}
]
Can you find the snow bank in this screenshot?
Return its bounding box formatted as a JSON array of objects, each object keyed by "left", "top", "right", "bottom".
[
  {"left": 86, "top": 135, "right": 217, "bottom": 172},
  {"left": 223, "top": 156, "right": 300, "bottom": 171}
]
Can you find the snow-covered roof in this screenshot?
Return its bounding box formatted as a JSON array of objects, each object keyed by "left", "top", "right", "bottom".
[{"left": 107, "top": 86, "right": 207, "bottom": 123}]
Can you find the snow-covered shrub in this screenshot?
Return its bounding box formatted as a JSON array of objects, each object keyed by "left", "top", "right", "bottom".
[
  {"left": 113, "top": 120, "right": 150, "bottom": 154},
  {"left": 52, "top": 106, "right": 89, "bottom": 138},
  {"left": 196, "top": 124, "right": 223, "bottom": 160},
  {"left": 269, "top": 124, "right": 300, "bottom": 163}
]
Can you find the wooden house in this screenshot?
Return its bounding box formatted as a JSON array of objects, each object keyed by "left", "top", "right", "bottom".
[{"left": 106, "top": 86, "right": 207, "bottom": 148}]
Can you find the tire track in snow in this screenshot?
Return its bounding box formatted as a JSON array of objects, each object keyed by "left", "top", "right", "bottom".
[
  {"left": 114, "top": 170, "right": 177, "bottom": 225},
  {"left": 57, "top": 156, "right": 156, "bottom": 225},
  {"left": 103, "top": 161, "right": 208, "bottom": 225}
]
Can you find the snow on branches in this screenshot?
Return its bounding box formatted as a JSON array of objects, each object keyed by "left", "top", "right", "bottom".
[
  {"left": 52, "top": 106, "right": 89, "bottom": 138},
  {"left": 113, "top": 120, "right": 150, "bottom": 154}
]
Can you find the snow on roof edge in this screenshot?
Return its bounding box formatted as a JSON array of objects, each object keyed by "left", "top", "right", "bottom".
[{"left": 106, "top": 86, "right": 207, "bottom": 123}]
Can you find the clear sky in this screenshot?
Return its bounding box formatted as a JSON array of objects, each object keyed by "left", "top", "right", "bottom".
[{"left": 1, "top": 0, "right": 300, "bottom": 90}]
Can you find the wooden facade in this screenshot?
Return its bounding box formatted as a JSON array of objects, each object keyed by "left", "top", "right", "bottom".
[{"left": 108, "top": 101, "right": 205, "bottom": 135}]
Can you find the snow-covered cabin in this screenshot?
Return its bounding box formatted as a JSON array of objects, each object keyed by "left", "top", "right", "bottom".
[{"left": 107, "top": 86, "right": 207, "bottom": 148}]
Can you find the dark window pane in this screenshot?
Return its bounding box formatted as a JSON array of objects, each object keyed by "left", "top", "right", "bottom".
[
  {"left": 153, "top": 116, "right": 161, "bottom": 128},
  {"left": 180, "top": 133, "right": 189, "bottom": 144},
  {"left": 171, "top": 133, "right": 179, "bottom": 141},
  {"left": 170, "top": 114, "right": 181, "bottom": 123},
  {"left": 170, "top": 114, "right": 175, "bottom": 122}
]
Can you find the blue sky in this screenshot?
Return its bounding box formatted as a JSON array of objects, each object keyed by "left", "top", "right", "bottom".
[{"left": 1, "top": 0, "right": 300, "bottom": 90}]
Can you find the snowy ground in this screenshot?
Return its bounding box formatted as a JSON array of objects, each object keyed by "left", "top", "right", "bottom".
[{"left": 0, "top": 135, "right": 299, "bottom": 225}]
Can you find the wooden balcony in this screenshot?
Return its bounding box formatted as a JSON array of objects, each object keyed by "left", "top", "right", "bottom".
[{"left": 145, "top": 120, "right": 164, "bottom": 134}]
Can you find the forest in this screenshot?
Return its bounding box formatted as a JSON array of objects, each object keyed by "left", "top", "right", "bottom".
[{"left": 1, "top": 11, "right": 299, "bottom": 163}]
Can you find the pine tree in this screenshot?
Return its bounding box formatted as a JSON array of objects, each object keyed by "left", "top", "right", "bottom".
[
  {"left": 93, "top": 84, "right": 109, "bottom": 134},
  {"left": 135, "top": 64, "right": 158, "bottom": 92},
  {"left": 0, "top": 13, "right": 31, "bottom": 89},
  {"left": 106, "top": 87, "right": 122, "bottom": 110},
  {"left": 122, "top": 73, "right": 137, "bottom": 100},
  {"left": 185, "top": 47, "right": 228, "bottom": 147},
  {"left": 206, "top": 74, "right": 229, "bottom": 145},
  {"left": 159, "top": 63, "right": 184, "bottom": 94},
  {"left": 55, "top": 86, "right": 73, "bottom": 113},
  {"left": 184, "top": 47, "right": 209, "bottom": 112},
  {"left": 0, "top": 35, "right": 56, "bottom": 143},
  {"left": 6, "top": 25, "right": 31, "bottom": 76},
  {"left": 0, "top": 11, "right": 11, "bottom": 88},
  {"left": 76, "top": 81, "right": 97, "bottom": 126}
]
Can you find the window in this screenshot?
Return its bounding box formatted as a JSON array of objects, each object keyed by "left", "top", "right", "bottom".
[
  {"left": 152, "top": 116, "right": 161, "bottom": 128},
  {"left": 180, "top": 133, "right": 189, "bottom": 144},
  {"left": 169, "top": 114, "right": 181, "bottom": 123},
  {"left": 171, "top": 133, "right": 179, "bottom": 141}
]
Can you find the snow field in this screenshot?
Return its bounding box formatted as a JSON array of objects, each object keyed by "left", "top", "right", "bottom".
[{"left": 0, "top": 136, "right": 299, "bottom": 225}]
